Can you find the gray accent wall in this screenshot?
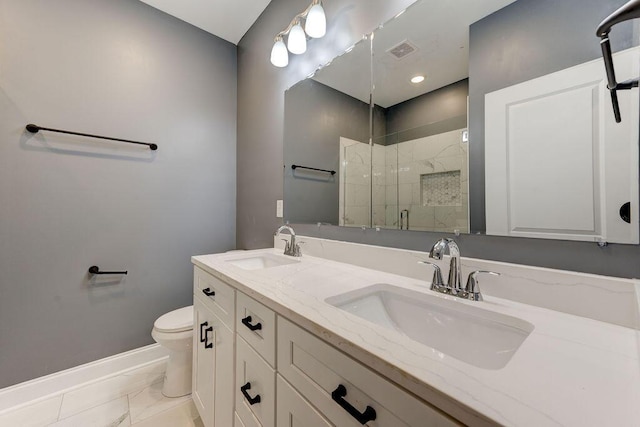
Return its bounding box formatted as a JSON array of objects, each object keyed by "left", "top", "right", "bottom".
[
  {"left": 385, "top": 79, "right": 468, "bottom": 143},
  {"left": 238, "top": 0, "right": 640, "bottom": 280},
  {"left": 468, "top": 0, "right": 636, "bottom": 232},
  {"left": 284, "top": 79, "right": 371, "bottom": 224},
  {"left": 0, "top": 0, "right": 237, "bottom": 387}
]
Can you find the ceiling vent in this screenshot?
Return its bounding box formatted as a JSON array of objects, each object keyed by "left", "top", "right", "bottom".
[{"left": 386, "top": 39, "right": 418, "bottom": 60}]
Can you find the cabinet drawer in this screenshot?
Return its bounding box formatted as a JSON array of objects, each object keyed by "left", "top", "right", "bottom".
[
  {"left": 236, "top": 292, "right": 276, "bottom": 367},
  {"left": 194, "top": 267, "right": 235, "bottom": 329},
  {"left": 277, "top": 318, "right": 461, "bottom": 427},
  {"left": 236, "top": 337, "right": 276, "bottom": 427},
  {"left": 276, "top": 375, "right": 332, "bottom": 427}
]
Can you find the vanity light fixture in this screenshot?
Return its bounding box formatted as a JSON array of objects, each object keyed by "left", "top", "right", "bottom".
[
  {"left": 305, "top": 1, "right": 326, "bottom": 38},
  {"left": 270, "top": 0, "right": 327, "bottom": 67},
  {"left": 270, "top": 36, "right": 289, "bottom": 67},
  {"left": 411, "top": 75, "right": 425, "bottom": 84},
  {"left": 288, "top": 20, "right": 307, "bottom": 54}
]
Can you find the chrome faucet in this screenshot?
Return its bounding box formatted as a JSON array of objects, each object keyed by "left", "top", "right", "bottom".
[
  {"left": 464, "top": 271, "right": 500, "bottom": 301},
  {"left": 420, "top": 238, "right": 500, "bottom": 300},
  {"left": 428, "top": 238, "right": 462, "bottom": 295},
  {"left": 275, "top": 225, "right": 301, "bottom": 257}
]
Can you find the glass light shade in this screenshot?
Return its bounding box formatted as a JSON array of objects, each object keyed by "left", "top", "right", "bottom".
[
  {"left": 288, "top": 23, "right": 307, "bottom": 54},
  {"left": 305, "top": 3, "right": 326, "bottom": 38},
  {"left": 270, "top": 39, "right": 288, "bottom": 67}
]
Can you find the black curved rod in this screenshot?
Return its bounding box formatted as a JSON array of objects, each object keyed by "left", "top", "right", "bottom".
[
  {"left": 291, "top": 164, "right": 336, "bottom": 175},
  {"left": 26, "top": 124, "right": 158, "bottom": 151},
  {"left": 88, "top": 266, "right": 128, "bottom": 275},
  {"left": 596, "top": 0, "right": 640, "bottom": 123},
  {"left": 596, "top": 0, "right": 640, "bottom": 37}
]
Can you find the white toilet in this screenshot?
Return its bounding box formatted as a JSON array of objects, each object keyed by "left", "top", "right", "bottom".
[{"left": 151, "top": 305, "right": 194, "bottom": 397}]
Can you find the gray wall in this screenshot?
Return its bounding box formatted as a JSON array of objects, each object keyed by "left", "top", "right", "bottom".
[
  {"left": 384, "top": 79, "right": 468, "bottom": 143},
  {"left": 237, "top": 0, "right": 416, "bottom": 248},
  {"left": 284, "top": 79, "right": 370, "bottom": 224},
  {"left": 468, "top": 0, "right": 636, "bottom": 232},
  {"left": 0, "top": 0, "right": 236, "bottom": 387},
  {"left": 238, "top": 0, "right": 640, "bottom": 280}
]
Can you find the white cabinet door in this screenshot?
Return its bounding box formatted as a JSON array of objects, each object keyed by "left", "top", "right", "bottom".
[
  {"left": 193, "top": 296, "right": 234, "bottom": 427},
  {"left": 236, "top": 336, "right": 276, "bottom": 427},
  {"left": 485, "top": 46, "right": 639, "bottom": 243},
  {"left": 276, "top": 375, "right": 332, "bottom": 427}
]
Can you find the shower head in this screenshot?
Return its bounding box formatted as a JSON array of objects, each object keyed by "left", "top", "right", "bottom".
[{"left": 596, "top": 0, "right": 640, "bottom": 37}]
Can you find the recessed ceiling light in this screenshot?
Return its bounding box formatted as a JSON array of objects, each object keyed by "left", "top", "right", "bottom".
[{"left": 411, "top": 75, "right": 425, "bottom": 84}]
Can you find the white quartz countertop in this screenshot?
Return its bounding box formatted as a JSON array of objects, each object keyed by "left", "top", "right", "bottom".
[{"left": 192, "top": 248, "right": 640, "bottom": 427}]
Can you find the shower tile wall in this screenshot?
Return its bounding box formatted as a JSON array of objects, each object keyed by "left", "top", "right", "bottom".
[
  {"left": 342, "top": 130, "right": 468, "bottom": 232},
  {"left": 374, "top": 129, "right": 469, "bottom": 232}
]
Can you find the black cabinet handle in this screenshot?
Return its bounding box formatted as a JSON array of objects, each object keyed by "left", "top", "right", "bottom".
[
  {"left": 331, "top": 384, "right": 376, "bottom": 425},
  {"left": 204, "top": 326, "right": 213, "bottom": 349},
  {"left": 241, "top": 316, "right": 262, "bottom": 331},
  {"left": 199, "top": 322, "right": 208, "bottom": 343},
  {"left": 202, "top": 287, "right": 215, "bottom": 296},
  {"left": 240, "top": 382, "right": 261, "bottom": 405}
]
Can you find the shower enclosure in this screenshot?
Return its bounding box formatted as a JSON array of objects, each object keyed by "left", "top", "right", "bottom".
[{"left": 340, "top": 118, "right": 470, "bottom": 233}]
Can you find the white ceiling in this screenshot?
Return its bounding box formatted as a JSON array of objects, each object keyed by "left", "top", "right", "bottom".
[
  {"left": 139, "top": 0, "right": 272, "bottom": 45},
  {"left": 313, "top": 0, "right": 517, "bottom": 108}
]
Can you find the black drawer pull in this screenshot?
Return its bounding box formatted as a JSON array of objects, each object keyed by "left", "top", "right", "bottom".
[
  {"left": 202, "top": 287, "right": 215, "bottom": 297},
  {"left": 331, "top": 384, "right": 376, "bottom": 425},
  {"left": 199, "top": 321, "right": 208, "bottom": 343},
  {"left": 203, "top": 326, "right": 213, "bottom": 349},
  {"left": 241, "top": 316, "right": 262, "bottom": 331},
  {"left": 240, "top": 382, "right": 261, "bottom": 405}
]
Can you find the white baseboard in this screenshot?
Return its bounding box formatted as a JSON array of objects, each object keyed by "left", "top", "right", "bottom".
[{"left": 0, "top": 344, "right": 169, "bottom": 413}]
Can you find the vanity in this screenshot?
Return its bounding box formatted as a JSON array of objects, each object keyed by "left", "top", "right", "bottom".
[{"left": 190, "top": 237, "right": 640, "bottom": 427}]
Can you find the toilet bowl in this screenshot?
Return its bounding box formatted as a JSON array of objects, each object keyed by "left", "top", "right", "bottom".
[{"left": 151, "top": 306, "right": 194, "bottom": 398}]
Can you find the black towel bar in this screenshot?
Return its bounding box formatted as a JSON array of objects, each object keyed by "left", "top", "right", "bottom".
[
  {"left": 26, "top": 124, "right": 158, "bottom": 150},
  {"left": 88, "top": 266, "right": 128, "bottom": 275},
  {"left": 291, "top": 164, "right": 336, "bottom": 175}
]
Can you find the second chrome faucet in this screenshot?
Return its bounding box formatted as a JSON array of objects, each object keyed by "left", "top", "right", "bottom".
[
  {"left": 275, "top": 225, "right": 302, "bottom": 257},
  {"left": 421, "top": 238, "right": 499, "bottom": 301}
]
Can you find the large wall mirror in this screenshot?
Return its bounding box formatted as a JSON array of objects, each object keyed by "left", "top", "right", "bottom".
[{"left": 284, "top": 0, "right": 640, "bottom": 244}]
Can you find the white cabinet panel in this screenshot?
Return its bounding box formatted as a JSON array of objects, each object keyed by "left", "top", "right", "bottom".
[
  {"left": 276, "top": 375, "right": 332, "bottom": 427},
  {"left": 236, "top": 292, "right": 276, "bottom": 367},
  {"left": 486, "top": 46, "right": 639, "bottom": 243},
  {"left": 194, "top": 267, "right": 236, "bottom": 329},
  {"left": 236, "top": 337, "right": 276, "bottom": 427},
  {"left": 193, "top": 298, "right": 215, "bottom": 427},
  {"left": 193, "top": 296, "right": 234, "bottom": 427},
  {"left": 277, "top": 317, "right": 460, "bottom": 427}
]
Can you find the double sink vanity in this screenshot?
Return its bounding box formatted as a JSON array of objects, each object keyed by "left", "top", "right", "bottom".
[{"left": 190, "top": 233, "right": 640, "bottom": 427}]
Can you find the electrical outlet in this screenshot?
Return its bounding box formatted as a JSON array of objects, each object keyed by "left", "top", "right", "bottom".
[{"left": 276, "top": 200, "right": 283, "bottom": 218}]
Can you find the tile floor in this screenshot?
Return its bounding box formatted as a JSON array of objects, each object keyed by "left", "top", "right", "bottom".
[{"left": 0, "top": 360, "right": 203, "bottom": 427}]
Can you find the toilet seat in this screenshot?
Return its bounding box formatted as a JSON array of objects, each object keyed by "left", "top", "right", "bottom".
[{"left": 154, "top": 306, "right": 193, "bottom": 333}]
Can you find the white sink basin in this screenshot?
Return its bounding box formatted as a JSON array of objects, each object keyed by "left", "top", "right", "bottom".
[
  {"left": 326, "top": 284, "right": 534, "bottom": 370},
  {"left": 226, "top": 253, "right": 299, "bottom": 270}
]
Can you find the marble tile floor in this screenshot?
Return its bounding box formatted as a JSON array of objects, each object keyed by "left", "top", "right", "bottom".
[{"left": 0, "top": 360, "right": 203, "bottom": 427}]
